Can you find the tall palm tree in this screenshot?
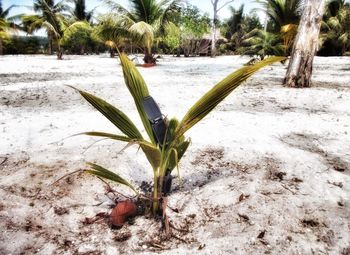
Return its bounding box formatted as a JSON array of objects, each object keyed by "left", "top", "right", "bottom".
[
  {"left": 71, "top": 0, "right": 94, "bottom": 22},
  {"left": 320, "top": 0, "right": 350, "bottom": 55},
  {"left": 225, "top": 4, "right": 245, "bottom": 40},
  {"left": 0, "top": 1, "right": 18, "bottom": 55},
  {"left": 22, "top": 0, "right": 68, "bottom": 57},
  {"left": 257, "top": 0, "right": 302, "bottom": 32},
  {"left": 103, "top": 0, "right": 183, "bottom": 63},
  {"left": 256, "top": 0, "right": 302, "bottom": 53},
  {"left": 325, "top": 0, "right": 349, "bottom": 17}
]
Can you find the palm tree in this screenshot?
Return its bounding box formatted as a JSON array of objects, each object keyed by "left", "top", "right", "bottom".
[
  {"left": 22, "top": 0, "right": 68, "bottom": 58},
  {"left": 257, "top": 0, "right": 302, "bottom": 32},
  {"left": 256, "top": 0, "right": 303, "bottom": 54},
  {"left": 325, "top": 0, "right": 349, "bottom": 17},
  {"left": 320, "top": 0, "right": 350, "bottom": 55},
  {"left": 71, "top": 0, "right": 94, "bottom": 22},
  {"left": 0, "top": 1, "right": 17, "bottom": 55},
  {"left": 103, "top": 0, "right": 183, "bottom": 64},
  {"left": 225, "top": 4, "right": 245, "bottom": 40},
  {"left": 224, "top": 6, "right": 263, "bottom": 52},
  {"left": 238, "top": 29, "right": 284, "bottom": 60}
]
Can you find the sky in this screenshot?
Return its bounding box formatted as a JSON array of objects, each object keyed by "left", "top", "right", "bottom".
[{"left": 3, "top": 0, "right": 265, "bottom": 35}]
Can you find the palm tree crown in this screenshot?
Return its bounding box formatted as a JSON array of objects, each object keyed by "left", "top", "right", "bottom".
[
  {"left": 257, "top": 0, "right": 302, "bottom": 31},
  {"left": 72, "top": 0, "right": 93, "bottom": 22}
]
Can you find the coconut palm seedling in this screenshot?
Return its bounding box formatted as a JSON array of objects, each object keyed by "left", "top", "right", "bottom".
[
  {"left": 101, "top": 0, "right": 183, "bottom": 64},
  {"left": 71, "top": 53, "right": 285, "bottom": 227}
]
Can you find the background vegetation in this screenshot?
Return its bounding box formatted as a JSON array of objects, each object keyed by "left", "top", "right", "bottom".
[{"left": 0, "top": 0, "right": 349, "bottom": 57}]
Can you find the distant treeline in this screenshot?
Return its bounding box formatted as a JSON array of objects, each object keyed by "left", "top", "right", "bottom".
[
  {"left": 1, "top": 0, "right": 349, "bottom": 58},
  {"left": 4, "top": 36, "right": 47, "bottom": 54}
]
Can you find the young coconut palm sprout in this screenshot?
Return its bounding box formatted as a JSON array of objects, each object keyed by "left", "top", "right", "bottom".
[
  {"left": 70, "top": 54, "right": 285, "bottom": 227},
  {"left": 102, "top": 0, "right": 183, "bottom": 64}
]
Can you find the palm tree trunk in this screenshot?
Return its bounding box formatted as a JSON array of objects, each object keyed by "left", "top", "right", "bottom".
[
  {"left": 48, "top": 35, "right": 53, "bottom": 55},
  {"left": 176, "top": 47, "right": 181, "bottom": 57},
  {"left": 57, "top": 44, "right": 63, "bottom": 60},
  {"left": 80, "top": 45, "right": 85, "bottom": 55},
  {"left": 284, "top": 0, "right": 325, "bottom": 87},
  {"left": 110, "top": 48, "right": 115, "bottom": 58},
  {"left": 0, "top": 39, "right": 3, "bottom": 55},
  {"left": 342, "top": 45, "right": 346, "bottom": 56}
]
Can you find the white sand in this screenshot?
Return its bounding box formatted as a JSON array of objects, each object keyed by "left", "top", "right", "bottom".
[{"left": 0, "top": 54, "right": 349, "bottom": 254}]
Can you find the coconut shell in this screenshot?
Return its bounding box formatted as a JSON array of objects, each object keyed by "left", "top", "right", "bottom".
[
  {"left": 142, "top": 63, "right": 156, "bottom": 68},
  {"left": 110, "top": 200, "right": 137, "bottom": 227}
]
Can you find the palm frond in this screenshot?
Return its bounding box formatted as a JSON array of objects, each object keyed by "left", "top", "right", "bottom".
[
  {"left": 140, "top": 143, "right": 161, "bottom": 170},
  {"left": 21, "top": 15, "right": 44, "bottom": 33},
  {"left": 129, "top": 21, "right": 154, "bottom": 50},
  {"left": 176, "top": 56, "right": 286, "bottom": 137},
  {"left": 0, "top": 4, "right": 18, "bottom": 19},
  {"left": 118, "top": 53, "right": 156, "bottom": 143},
  {"left": 159, "top": 0, "right": 184, "bottom": 32},
  {"left": 71, "top": 87, "right": 143, "bottom": 139},
  {"left": 42, "top": 20, "right": 61, "bottom": 38},
  {"left": 85, "top": 162, "right": 137, "bottom": 193},
  {"left": 167, "top": 139, "right": 190, "bottom": 171},
  {"left": 121, "top": 139, "right": 161, "bottom": 170},
  {"left": 103, "top": 0, "right": 131, "bottom": 15},
  {"left": 94, "top": 14, "right": 132, "bottom": 44},
  {"left": 75, "top": 131, "right": 132, "bottom": 142}
]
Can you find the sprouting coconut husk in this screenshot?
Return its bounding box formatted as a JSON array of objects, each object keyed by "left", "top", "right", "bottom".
[
  {"left": 142, "top": 63, "right": 156, "bottom": 68},
  {"left": 110, "top": 200, "right": 137, "bottom": 228}
]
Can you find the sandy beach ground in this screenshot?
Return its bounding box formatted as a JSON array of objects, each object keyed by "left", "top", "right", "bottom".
[{"left": 0, "top": 54, "right": 349, "bottom": 254}]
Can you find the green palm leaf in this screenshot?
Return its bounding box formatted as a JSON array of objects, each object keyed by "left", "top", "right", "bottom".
[
  {"left": 76, "top": 131, "right": 161, "bottom": 169},
  {"left": 85, "top": 162, "right": 137, "bottom": 193},
  {"left": 71, "top": 87, "right": 143, "bottom": 139},
  {"left": 121, "top": 140, "right": 161, "bottom": 170},
  {"left": 119, "top": 53, "right": 156, "bottom": 143},
  {"left": 176, "top": 56, "right": 286, "bottom": 137},
  {"left": 167, "top": 139, "right": 190, "bottom": 171},
  {"left": 140, "top": 143, "right": 161, "bottom": 170},
  {"left": 75, "top": 131, "right": 132, "bottom": 142},
  {"left": 129, "top": 21, "right": 154, "bottom": 51}
]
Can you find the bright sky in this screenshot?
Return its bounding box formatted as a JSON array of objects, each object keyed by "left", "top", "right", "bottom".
[{"left": 3, "top": 0, "right": 265, "bottom": 35}]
